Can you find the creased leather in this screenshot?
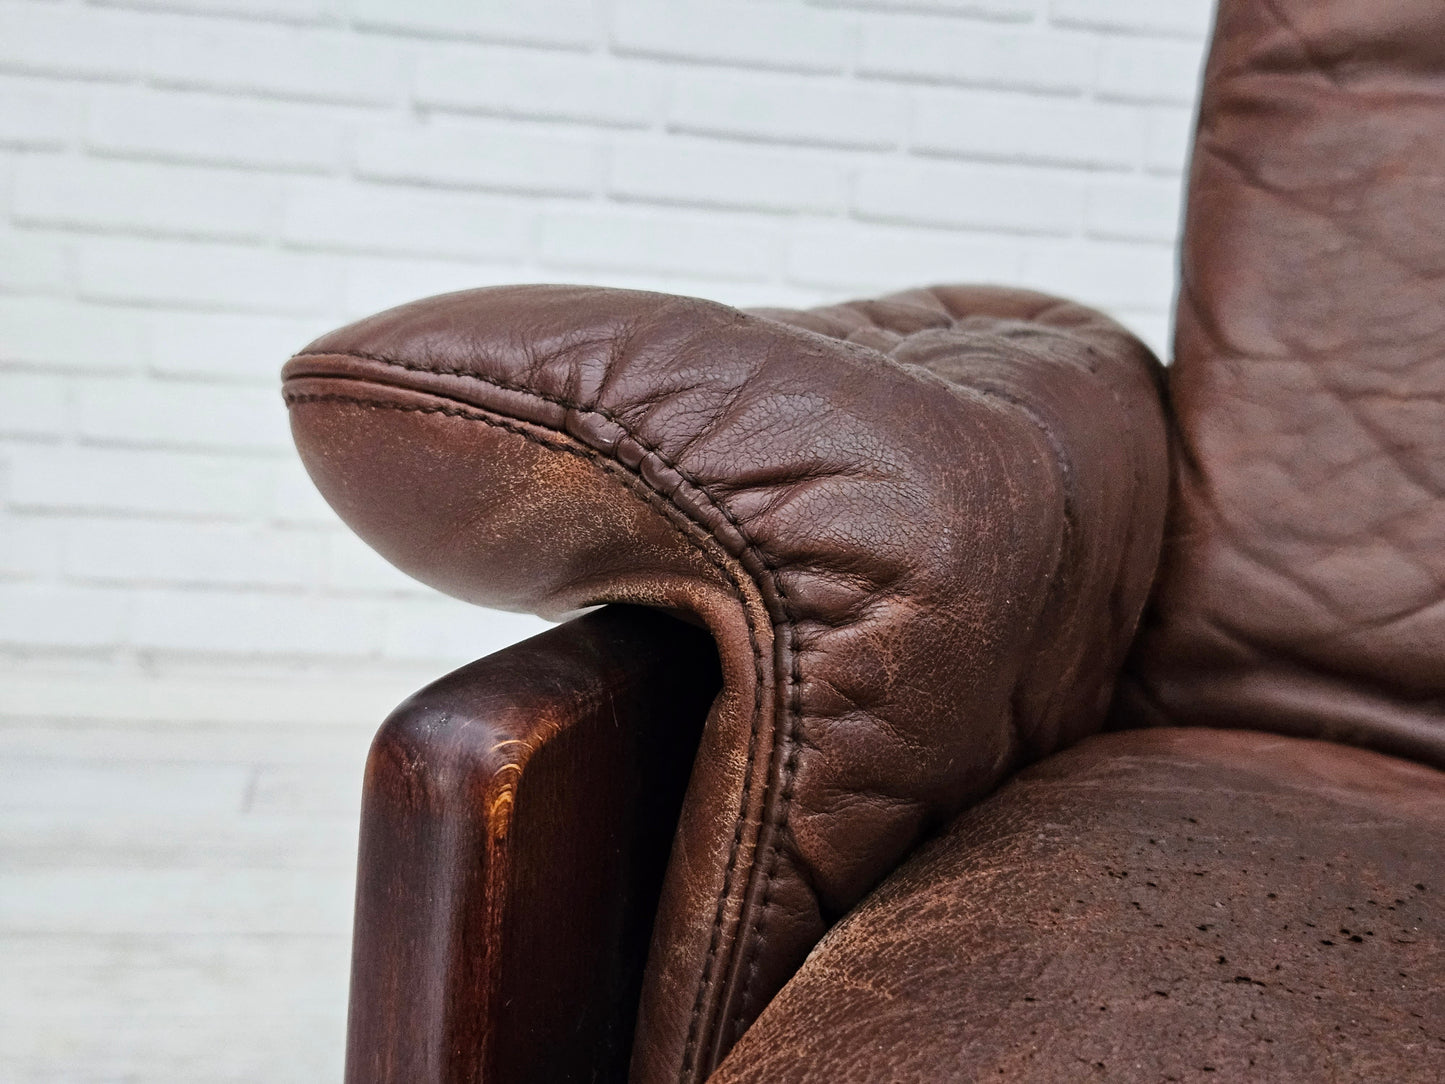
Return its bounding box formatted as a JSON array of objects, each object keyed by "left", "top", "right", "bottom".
[
  {"left": 281, "top": 283, "right": 1168, "bottom": 1080},
  {"left": 1115, "top": 0, "right": 1445, "bottom": 766},
  {"left": 713, "top": 728, "right": 1445, "bottom": 1083}
]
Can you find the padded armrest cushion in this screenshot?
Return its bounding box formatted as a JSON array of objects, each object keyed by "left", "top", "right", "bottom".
[{"left": 282, "top": 283, "right": 1169, "bottom": 1080}]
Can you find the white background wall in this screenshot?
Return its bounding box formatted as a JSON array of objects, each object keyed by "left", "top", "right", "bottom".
[
  {"left": 0, "top": 2, "right": 1215, "bottom": 1079},
  {"left": 0, "top": 0, "right": 1213, "bottom": 682}
]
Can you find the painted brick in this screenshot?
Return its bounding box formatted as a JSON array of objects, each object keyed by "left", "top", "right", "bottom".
[
  {"left": 0, "top": 297, "right": 150, "bottom": 372},
  {"left": 63, "top": 519, "right": 323, "bottom": 588},
  {"left": 270, "top": 460, "right": 344, "bottom": 526},
  {"left": 1146, "top": 105, "right": 1195, "bottom": 174},
  {"left": 75, "top": 378, "right": 293, "bottom": 452},
  {"left": 1096, "top": 36, "right": 1206, "bottom": 105},
  {"left": 1114, "top": 308, "right": 1171, "bottom": 358},
  {"left": 324, "top": 530, "right": 431, "bottom": 596},
  {"left": 86, "top": 87, "right": 345, "bottom": 174},
  {"left": 0, "top": 231, "right": 71, "bottom": 293},
  {"left": 78, "top": 238, "right": 341, "bottom": 315},
  {"left": 539, "top": 207, "right": 774, "bottom": 280},
  {"left": 415, "top": 43, "right": 665, "bottom": 128},
  {"left": 0, "top": 373, "right": 68, "bottom": 439},
  {"left": 0, "top": 76, "right": 79, "bottom": 150},
  {"left": 341, "top": 256, "right": 520, "bottom": 321},
  {"left": 1085, "top": 174, "right": 1185, "bottom": 243},
  {"left": 913, "top": 90, "right": 1145, "bottom": 170},
  {"left": 282, "top": 179, "right": 532, "bottom": 260},
  {"left": 860, "top": 19, "right": 1095, "bottom": 93},
  {"left": 814, "top": 0, "right": 1032, "bottom": 18},
  {"left": 147, "top": 312, "right": 328, "bottom": 382},
  {"left": 353, "top": 121, "right": 603, "bottom": 197},
  {"left": 382, "top": 601, "right": 551, "bottom": 663},
  {"left": 14, "top": 156, "right": 278, "bottom": 242},
  {"left": 130, "top": 589, "right": 383, "bottom": 656},
  {"left": 90, "top": 0, "right": 336, "bottom": 23},
  {"left": 612, "top": 1, "right": 853, "bottom": 74},
  {"left": 1017, "top": 238, "right": 1177, "bottom": 311},
  {"left": 352, "top": 0, "right": 598, "bottom": 49},
  {"left": 0, "top": 584, "right": 130, "bottom": 648},
  {"left": 0, "top": 516, "right": 62, "bottom": 579},
  {"left": 855, "top": 160, "right": 1086, "bottom": 235},
  {"left": 523, "top": 269, "right": 823, "bottom": 314},
  {"left": 610, "top": 136, "right": 849, "bottom": 214},
  {"left": 669, "top": 71, "right": 906, "bottom": 150},
  {"left": 1049, "top": 0, "right": 1211, "bottom": 39},
  {"left": 0, "top": 4, "right": 153, "bottom": 81},
  {"left": 247, "top": 762, "right": 365, "bottom": 815},
  {"left": 1, "top": 760, "right": 254, "bottom": 816},
  {"left": 785, "top": 221, "right": 1023, "bottom": 292},
  {"left": 146, "top": 16, "right": 408, "bottom": 106},
  {"left": 6, "top": 445, "right": 273, "bottom": 518},
  {"left": 0, "top": 866, "right": 354, "bottom": 934}
]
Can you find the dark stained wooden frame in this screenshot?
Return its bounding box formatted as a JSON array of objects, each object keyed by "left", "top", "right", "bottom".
[{"left": 344, "top": 606, "right": 720, "bottom": 1084}]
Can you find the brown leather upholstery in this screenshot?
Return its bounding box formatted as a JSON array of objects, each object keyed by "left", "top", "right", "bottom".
[
  {"left": 283, "top": 286, "right": 1169, "bottom": 1080},
  {"left": 712, "top": 728, "right": 1445, "bottom": 1082},
  {"left": 1115, "top": 0, "right": 1445, "bottom": 766}
]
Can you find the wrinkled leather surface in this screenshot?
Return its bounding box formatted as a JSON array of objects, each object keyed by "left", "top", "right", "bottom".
[
  {"left": 1115, "top": 0, "right": 1445, "bottom": 766},
  {"left": 714, "top": 727, "right": 1445, "bottom": 1083},
  {"left": 282, "top": 284, "right": 1168, "bottom": 1080}
]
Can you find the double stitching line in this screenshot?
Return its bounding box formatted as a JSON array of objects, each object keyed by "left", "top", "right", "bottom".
[{"left": 287, "top": 354, "right": 802, "bottom": 1081}]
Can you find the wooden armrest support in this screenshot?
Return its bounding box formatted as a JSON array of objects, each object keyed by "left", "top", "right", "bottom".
[{"left": 345, "top": 605, "right": 720, "bottom": 1084}]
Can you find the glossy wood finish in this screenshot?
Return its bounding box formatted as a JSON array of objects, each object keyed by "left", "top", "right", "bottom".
[{"left": 344, "top": 606, "right": 720, "bottom": 1084}]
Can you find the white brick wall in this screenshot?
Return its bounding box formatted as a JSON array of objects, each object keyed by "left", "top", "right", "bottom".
[{"left": 0, "top": 0, "right": 1213, "bottom": 680}]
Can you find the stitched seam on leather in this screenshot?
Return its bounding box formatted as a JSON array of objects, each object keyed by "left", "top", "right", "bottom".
[
  {"left": 728, "top": 620, "right": 802, "bottom": 1046},
  {"left": 285, "top": 369, "right": 799, "bottom": 1081}
]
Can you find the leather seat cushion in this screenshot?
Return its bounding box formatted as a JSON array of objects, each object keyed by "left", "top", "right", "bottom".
[{"left": 713, "top": 727, "right": 1445, "bottom": 1082}]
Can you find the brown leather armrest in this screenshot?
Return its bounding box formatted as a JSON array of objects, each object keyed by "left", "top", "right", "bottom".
[
  {"left": 284, "top": 283, "right": 1170, "bottom": 1078},
  {"left": 714, "top": 728, "right": 1445, "bottom": 1083},
  {"left": 346, "top": 605, "right": 718, "bottom": 1084}
]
